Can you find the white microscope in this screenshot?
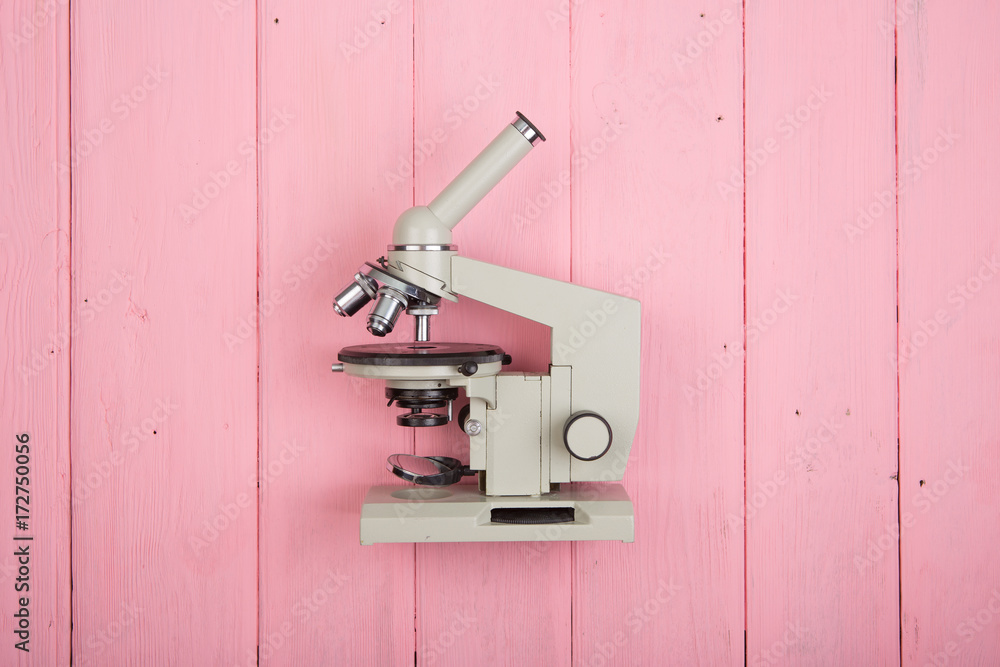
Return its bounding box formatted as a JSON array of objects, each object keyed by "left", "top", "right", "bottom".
[{"left": 331, "top": 112, "right": 640, "bottom": 544}]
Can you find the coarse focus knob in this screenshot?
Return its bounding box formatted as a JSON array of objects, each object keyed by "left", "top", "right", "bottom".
[
  {"left": 563, "top": 412, "right": 613, "bottom": 461},
  {"left": 456, "top": 404, "right": 471, "bottom": 433}
]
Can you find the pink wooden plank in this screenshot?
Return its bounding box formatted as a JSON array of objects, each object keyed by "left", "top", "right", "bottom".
[
  {"left": 256, "top": 1, "right": 416, "bottom": 664},
  {"left": 412, "top": 2, "right": 573, "bottom": 664},
  {"left": 0, "top": 1, "right": 71, "bottom": 664},
  {"left": 898, "top": 1, "right": 1000, "bottom": 663},
  {"left": 745, "top": 0, "right": 899, "bottom": 663},
  {"left": 69, "top": 2, "right": 258, "bottom": 663},
  {"left": 570, "top": 1, "right": 745, "bottom": 663}
]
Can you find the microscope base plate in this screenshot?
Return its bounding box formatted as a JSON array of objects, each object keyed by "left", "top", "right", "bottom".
[{"left": 360, "top": 483, "right": 634, "bottom": 545}]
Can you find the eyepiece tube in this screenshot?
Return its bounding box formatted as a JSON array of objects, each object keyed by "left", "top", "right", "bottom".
[{"left": 427, "top": 112, "right": 545, "bottom": 230}]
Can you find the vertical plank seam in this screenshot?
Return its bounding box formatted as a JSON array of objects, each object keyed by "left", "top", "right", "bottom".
[
  {"left": 67, "top": 0, "right": 75, "bottom": 663},
  {"left": 894, "top": 0, "right": 903, "bottom": 664},
  {"left": 741, "top": 1, "right": 749, "bottom": 664},
  {"left": 411, "top": 4, "right": 418, "bottom": 663},
  {"left": 411, "top": 1, "right": 416, "bottom": 214},
  {"left": 255, "top": 0, "right": 262, "bottom": 663},
  {"left": 568, "top": 2, "right": 574, "bottom": 665}
]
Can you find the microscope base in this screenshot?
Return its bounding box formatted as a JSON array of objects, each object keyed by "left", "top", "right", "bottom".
[{"left": 360, "top": 483, "right": 634, "bottom": 545}]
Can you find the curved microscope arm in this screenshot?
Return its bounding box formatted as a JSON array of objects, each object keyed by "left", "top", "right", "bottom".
[
  {"left": 450, "top": 256, "right": 640, "bottom": 481},
  {"left": 371, "top": 112, "right": 639, "bottom": 482}
]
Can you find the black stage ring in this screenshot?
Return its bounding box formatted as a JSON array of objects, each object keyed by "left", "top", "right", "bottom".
[
  {"left": 397, "top": 412, "right": 449, "bottom": 427},
  {"left": 339, "top": 342, "right": 506, "bottom": 367}
]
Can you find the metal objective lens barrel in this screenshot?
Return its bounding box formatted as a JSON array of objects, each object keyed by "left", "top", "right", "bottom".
[
  {"left": 333, "top": 273, "right": 378, "bottom": 317},
  {"left": 367, "top": 286, "right": 408, "bottom": 336}
]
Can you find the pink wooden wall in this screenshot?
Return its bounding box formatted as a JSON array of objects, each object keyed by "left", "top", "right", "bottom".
[{"left": 1, "top": 0, "right": 998, "bottom": 664}]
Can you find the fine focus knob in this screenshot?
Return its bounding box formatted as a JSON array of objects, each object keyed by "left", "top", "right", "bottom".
[{"left": 563, "top": 412, "right": 613, "bottom": 461}]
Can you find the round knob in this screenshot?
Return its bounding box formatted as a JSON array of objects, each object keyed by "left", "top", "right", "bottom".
[
  {"left": 563, "top": 412, "right": 613, "bottom": 461},
  {"left": 464, "top": 419, "right": 483, "bottom": 436},
  {"left": 459, "top": 361, "right": 479, "bottom": 377}
]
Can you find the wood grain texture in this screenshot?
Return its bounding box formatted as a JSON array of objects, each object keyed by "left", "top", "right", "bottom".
[
  {"left": 745, "top": 0, "right": 899, "bottom": 663},
  {"left": 69, "top": 1, "right": 258, "bottom": 663},
  {"left": 257, "top": 1, "right": 416, "bottom": 664},
  {"left": 0, "top": 1, "right": 71, "bottom": 664},
  {"left": 898, "top": 1, "right": 1000, "bottom": 663},
  {"left": 570, "top": 1, "right": 745, "bottom": 664},
  {"left": 412, "top": 2, "right": 573, "bottom": 664},
  {"left": 4, "top": 2, "right": 1000, "bottom": 665}
]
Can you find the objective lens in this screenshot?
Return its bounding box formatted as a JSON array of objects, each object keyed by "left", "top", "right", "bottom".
[
  {"left": 367, "top": 287, "right": 408, "bottom": 336},
  {"left": 333, "top": 273, "right": 378, "bottom": 317}
]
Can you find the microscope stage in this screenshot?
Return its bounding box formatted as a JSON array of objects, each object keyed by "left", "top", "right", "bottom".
[
  {"left": 338, "top": 342, "right": 506, "bottom": 366},
  {"left": 360, "top": 483, "right": 634, "bottom": 545}
]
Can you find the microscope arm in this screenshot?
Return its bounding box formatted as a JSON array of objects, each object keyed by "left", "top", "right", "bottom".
[{"left": 450, "top": 256, "right": 640, "bottom": 481}]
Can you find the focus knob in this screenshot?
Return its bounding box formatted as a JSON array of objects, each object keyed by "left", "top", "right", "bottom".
[{"left": 563, "top": 412, "right": 613, "bottom": 461}]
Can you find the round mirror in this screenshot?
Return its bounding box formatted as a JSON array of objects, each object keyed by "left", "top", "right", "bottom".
[{"left": 386, "top": 454, "right": 472, "bottom": 486}]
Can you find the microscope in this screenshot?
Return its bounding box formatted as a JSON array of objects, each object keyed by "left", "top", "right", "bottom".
[{"left": 331, "top": 112, "right": 640, "bottom": 544}]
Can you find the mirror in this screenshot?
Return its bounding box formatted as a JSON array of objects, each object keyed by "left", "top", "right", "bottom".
[{"left": 386, "top": 454, "right": 472, "bottom": 486}]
